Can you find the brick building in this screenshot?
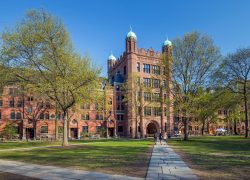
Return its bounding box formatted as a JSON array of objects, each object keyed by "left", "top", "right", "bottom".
[
  {"left": 0, "top": 84, "right": 116, "bottom": 139},
  {"left": 107, "top": 29, "right": 174, "bottom": 138},
  {"left": 0, "top": 29, "right": 175, "bottom": 139}
]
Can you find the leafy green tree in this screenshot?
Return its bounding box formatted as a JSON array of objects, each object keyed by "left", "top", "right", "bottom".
[
  {"left": 218, "top": 48, "right": 250, "bottom": 138},
  {"left": 1, "top": 10, "right": 100, "bottom": 146},
  {"left": 172, "top": 32, "right": 221, "bottom": 140},
  {"left": 0, "top": 123, "right": 18, "bottom": 140}
]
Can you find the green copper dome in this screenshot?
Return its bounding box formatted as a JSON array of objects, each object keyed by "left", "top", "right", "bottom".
[
  {"left": 163, "top": 39, "right": 172, "bottom": 46},
  {"left": 108, "top": 53, "right": 116, "bottom": 61},
  {"left": 126, "top": 30, "right": 137, "bottom": 40}
]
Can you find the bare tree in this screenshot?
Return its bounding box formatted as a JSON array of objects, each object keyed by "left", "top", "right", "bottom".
[
  {"left": 220, "top": 48, "right": 250, "bottom": 137},
  {"left": 172, "top": 32, "right": 221, "bottom": 140}
]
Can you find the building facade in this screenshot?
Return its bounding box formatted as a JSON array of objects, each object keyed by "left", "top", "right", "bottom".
[
  {"left": 107, "top": 29, "right": 174, "bottom": 138},
  {"left": 0, "top": 85, "right": 116, "bottom": 140}
]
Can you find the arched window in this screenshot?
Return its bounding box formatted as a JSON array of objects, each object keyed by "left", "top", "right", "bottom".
[{"left": 41, "top": 124, "right": 48, "bottom": 133}]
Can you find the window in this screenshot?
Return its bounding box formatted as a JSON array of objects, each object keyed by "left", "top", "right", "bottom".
[
  {"left": 143, "top": 64, "right": 150, "bottom": 73},
  {"left": 0, "top": 111, "right": 1, "bottom": 119},
  {"left": 152, "top": 93, "right": 160, "bottom": 102},
  {"left": 118, "top": 126, "right": 123, "bottom": 132},
  {"left": 82, "top": 126, "right": 88, "bottom": 133},
  {"left": 40, "top": 113, "right": 44, "bottom": 120},
  {"left": 152, "top": 79, "right": 160, "bottom": 88},
  {"left": 144, "top": 92, "right": 151, "bottom": 101},
  {"left": 17, "top": 100, "right": 23, "bottom": 108},
  {"left": 82, "top": 113, "right": 89, "bottom": 120},
  {"left": 45, "top": 113, "right": 49, "bottom": 120},
  {"left": 137, "top": 62, "right": 140, "bottom": 72},
  {"left": 117, "top": 114, "right": 124, "bottom": 121},
  {"left": 96, "top": 126, "right": 102, "bottom": 133},
  {"left": 152, "top": 65, "right": 160, "bottom": 75},
  {"left": 16, "top": 112, "right": 21, "bottom": 120},
  {"left": 96, "top": 114, "right": 103, "bottom": 120},
  {"left": 163, "top": 80, "right": 167, "bottom": 88},
  {"left": 154, "top": 107, "right": 161, "bottom": 116},
  {"left": 9, "top": 88, "right": 18, "bottom": 96},
  {"left": 10, "top": 112, "right": 15, "bottom": 119},
  {"left": 124, "top": 66, "right": 126, "bottom": 75},
  {"left": 95, "top": 103, "right": 99, "bottom": 110},
  {"left": 9, "top": 99, "right": 14, "bottom": 107},
  {"left": 116, "top": 95, "right": 120, "bottom": 101},
  {"left": 0, "top": 99, "right": 2, "bottom": 107},
  {"left": 27, "top": 96, "right": 34, "bottom": 101},
  {"left": 144, "top": 107, "right": 151, "bottom": 116},
  {"left": 164, "top": 107, "right": 167, "bottom": 116},
  {"left": 143, "top": 78, "right": 151, "bottom": 87},
  {"left": 136, "top": 63, "right": 141, "bottom": 72},
  {"left": 224, "top": 110, "right": 227, "bottom": 115},
  {"left": 41, "top": 126, "right": 48, "bottom": 133},
  {"left": 116, "top": 85, "right": 120, "bottom": 91},
  {"left": 218, "top": 110, "right": 222, "bottom": 115}
]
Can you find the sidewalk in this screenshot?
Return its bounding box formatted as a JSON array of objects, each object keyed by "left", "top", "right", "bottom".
[
  {"left": 146, "top": 141, "right": 198, "bottom": 180},
  {"left": 0, "top": 159, "right": 143, "bottom": 180}
]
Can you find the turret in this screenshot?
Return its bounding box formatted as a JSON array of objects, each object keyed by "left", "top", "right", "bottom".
[
  {"left": 126, "top": 28, "right": 137, "bottom": 53},
  {"left": 107, "top": 53, "right": 116, "bottom": 72}
]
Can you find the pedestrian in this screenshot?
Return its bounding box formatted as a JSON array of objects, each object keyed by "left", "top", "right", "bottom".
[
  {"left": 159, "top": 132, "right": 163, "bottom": 145},
  {"left": 154, "top": 133, "right": 157, "bottom": 144}
]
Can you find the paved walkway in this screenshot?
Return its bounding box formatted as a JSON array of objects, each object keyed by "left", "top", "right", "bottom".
[
  {"left": 146, "top": 141, "right": 198, "bottom": 180},
  {"left": 0, "top": 159, "right": 143, "bottom": 180}
]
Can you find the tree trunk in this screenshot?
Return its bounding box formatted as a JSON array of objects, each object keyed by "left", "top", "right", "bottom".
[
  {"left": 243, "top": 86, "right": 248, "bottom": 138},
  {"left": 62, "top": 111, "right": 68, "bottom": 146},
  {"left": 234, "top": 118, "right": 238, "bottom": 135},
  {"left": 140, "top": 89, "right": 145, "bottom": 139},
  {"left": 135, "top": 116, "right": 138, "bottom": 139},
  {"left": 207, "top": 122, "right": 210, "bottom": 135},
  {"left": 201, "top": 119, "right": 205, "bottom": 136},
  {"left": 33, "top": 118, "right": 36, "bottom": 140},
  {"left": 140, "top": 107, "right": 145, "bottom": 138},
  {"left": 184, "top": 117, "right": 188, "bottom": 141},
  {"left": 55, "top": 117, "right": 58, "bottom": 140},
  {"left": 55, "top": 104, "right": 58, "bottom": 140}
]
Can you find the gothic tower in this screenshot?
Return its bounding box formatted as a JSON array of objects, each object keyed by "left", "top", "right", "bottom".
[{"left": 162, "top": 39, "right": 174, "bottom": 136}]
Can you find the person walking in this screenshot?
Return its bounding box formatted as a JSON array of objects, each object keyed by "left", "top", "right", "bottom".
[{"left": 159, "top": 132, "right": 163, "bottom": 145}]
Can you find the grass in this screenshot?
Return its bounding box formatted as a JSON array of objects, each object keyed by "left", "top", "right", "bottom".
[
  {"left": 168, "top": 136, "right": 250, "bottom": 180},
  {"left": 0, "top": 139, "right": 153, "bottom": 177},
  {"left": 0, "top": 138, "right": 112, "bottom": 149}
]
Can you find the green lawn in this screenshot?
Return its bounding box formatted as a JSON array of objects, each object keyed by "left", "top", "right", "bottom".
[
  {"left": 0, "top": 139, "right": 112, "bottom": 149},
  {"left": 0, "top": 139, "right": 153, "bottom": 177},
  {"left": 168, "top": 136, "right": 250, "bottom": 180}
]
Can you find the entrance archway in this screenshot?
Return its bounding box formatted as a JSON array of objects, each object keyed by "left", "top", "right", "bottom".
[{"left": 147, "top": 122, "right": 158, "bottom": 136}]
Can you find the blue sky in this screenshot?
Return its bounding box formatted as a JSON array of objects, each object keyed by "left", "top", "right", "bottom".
[{"left": 0, "top": 0, "right": 250, "bottom": 76}]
